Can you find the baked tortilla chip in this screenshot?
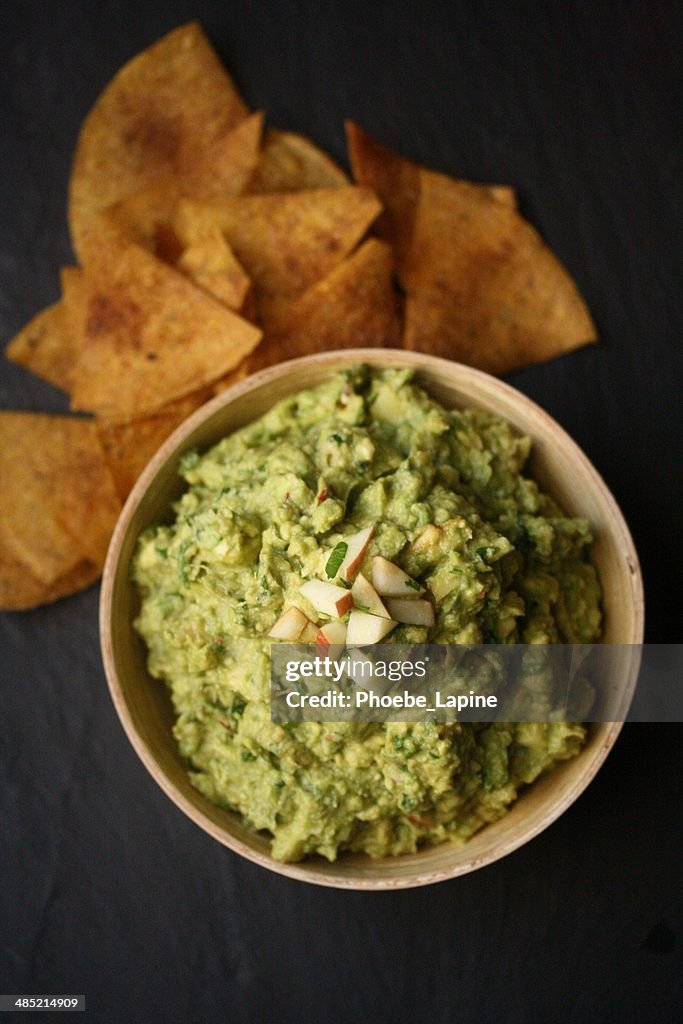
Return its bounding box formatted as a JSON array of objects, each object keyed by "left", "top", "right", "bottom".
[
  {"left": 69, "top": 244, "right": 261, "bottom": 421},
  {"left": 97, "top": 181, "right": 183, "bottom": 259},
  {"left": 346, "top": 123, "right": 595, "bottom": 374},
  {"left": 402, "top": 170, "right": 597, "bottom": 374},
  {"left": 175, "top": 186, "right": 381, "bottom": 314},
  {"left": 346, "top": 122, "right": 421, "bottom": 267},
  {"left": 248, "top": 129, "right": 348, "bottom": 192},
  {"left": 185, "top": 110, "right": 264, "bottom": 199},
  {"left": 175, "top": 224, "right": 251, "bottom": 311},
  {"left": 252, "top": 239, "right": 399, "bottom": 371},
  {"left": 79, "top": 111, "right": 264, "bottom": 267},
  {"left": 99, "top": 184, "right": 252, "bottom": 311},
  {"left": 60, "top": 266, "right": 88, "bottom": 348},
  {"left": 97, "top": 389, "right": 211, "bottom": 501},
  {"left": 5, "top": 301, "right": 78, "bottom": 392},
  {"left": 346, "top": 122, "right": 516, "bottom": 268},
  {"left": 0, "top": 413, "right": 121, "bottom": 608},
  {"left": 211, "top": 359, "right": 251, "bottom": 396},
  {"left": 69, "top": 23, "right": 249, "bottom": 259},
  {"left": 0, "top": 548, "right": 102, "bottom": 612}
]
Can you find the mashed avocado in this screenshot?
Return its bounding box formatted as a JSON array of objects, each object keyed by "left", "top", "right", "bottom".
[{"left": 133, "top": 366, "right": 601, "bottom": 862}]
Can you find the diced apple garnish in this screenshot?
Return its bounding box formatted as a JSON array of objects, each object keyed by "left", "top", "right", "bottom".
[
  {"left": 299, "top": 621, "right": 320, "bottom": 643},
  {"left": 337, "top": 525, "right": 374, "bottom": 581},
  {"left": 300, "top": 579, "right": 354, "bottom": 618},
  {"left": 371, "top": 556, "right": 424, "bottom": 597},
  {"left": 317, "top": 620, "right": 348, "bottom": 645},
  {"left": 346, "top": 609, "right": 397, "bottom": 646},
  {"left": 385, "top": 598, "right": 435, "bottom": 627},
  {"left": 268, "top": 606, "right": 309, "bottom": 640},
  {"left": 407, "top": 523, "right": 443, "bottom": 554},
  {"left": 351, "top": 572, "right": 392, "bottom": 618},
  {"left": 317, "top": 620, "right": 347, "bottom": 659}
]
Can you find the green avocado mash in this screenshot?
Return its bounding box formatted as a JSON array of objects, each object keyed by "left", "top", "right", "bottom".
[{"left": 133, "top": 366, "right": 601, "bottom": 862}]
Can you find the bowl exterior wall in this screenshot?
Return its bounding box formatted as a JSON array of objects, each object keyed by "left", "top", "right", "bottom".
[{"left": 100, "top": 350, "right": 644, "bottom": 889}]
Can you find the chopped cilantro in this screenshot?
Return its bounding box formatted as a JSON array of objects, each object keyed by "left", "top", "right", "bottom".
[
  {"left": 231, "top": 697, "right": 247, "bottom": 717},
  {"left": 325, "top": 541, "right": 348, "bottom": 578}
]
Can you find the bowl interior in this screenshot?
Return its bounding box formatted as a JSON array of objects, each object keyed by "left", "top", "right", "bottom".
[{"left": 101, "top": 350, "right": 644, "bottom": 889}]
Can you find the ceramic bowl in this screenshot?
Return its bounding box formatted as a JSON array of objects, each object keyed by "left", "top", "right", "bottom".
[{"left": 100, "top": 349, "right": 644, "bottom": 889}]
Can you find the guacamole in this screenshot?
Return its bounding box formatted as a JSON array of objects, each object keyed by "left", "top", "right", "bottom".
[{"left": 133, "top": 366, "right": 601, "bottom": 862}]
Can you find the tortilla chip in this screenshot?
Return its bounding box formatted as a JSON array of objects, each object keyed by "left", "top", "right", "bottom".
[
  {"left": 68, "top": 244, "right": 261, "bottom": 421},
  {"left": 60, "top": 266, "right": 88, "bottom": 344},
  {"left": 175, "top": 224, "right": 251, "bottom": 311},
  {"left": 249, "top": 239, "right": 399, "bottom": 372},
  {"left": 487, "top": 185, "right": 517, "bottom": 208},
  {"left": 5, "top": 301, "right": 78, "bottom": 392},
  {"left": 175, "top": 186, "right": 381, "bottom": 314},
  {"left": 95, "top": 181, "right": 183, "bottom": 258},
  {"left": 402, "top": 170, "right": 597, "bottom": 374},
  {"left": 346, "top": 122, "right": 421, "bottom": 268},
  {"left": 185, "top": 111, "right": 264, "bottom": 199},
  {"left": 211, "top": 359, "right": 251, "bottom": 396},
  {"left": 0, "top": 548, "right": 102, "bottom": 612},
  {"left": 248, "top": 129, "right": 349, "bottom": 192},
  {"left": 97, "top": 389, "right": 211, "bottom": 501},
  {"left": 69, "top": 23, "right": 249, "bottom": 259},
  {"left": 346, "top": 122, "right": 517, "bottom": 268},
  {"left": 0, "top": 413, "right": 121, "bottom": 607},
  {"left": 346, "top": 123, "right": 595, "bottom": 374}
]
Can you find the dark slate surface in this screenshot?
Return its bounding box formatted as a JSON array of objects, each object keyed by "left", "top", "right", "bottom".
[{"left": 1, "top": 2, "right": 681, "bottom": 1022}]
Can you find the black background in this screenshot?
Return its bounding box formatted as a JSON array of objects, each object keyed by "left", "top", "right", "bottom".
[{"left": 1, "top": 2, "right": 681, "bottom": 1022}]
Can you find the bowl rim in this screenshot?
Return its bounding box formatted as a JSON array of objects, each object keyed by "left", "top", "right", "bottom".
[{"left": 100, "top": 348, "right": 645, "bottom": 889}]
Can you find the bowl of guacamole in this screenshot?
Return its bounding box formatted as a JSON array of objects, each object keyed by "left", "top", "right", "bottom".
[{"left": 100, "top": 350, "right": 643, "bottom": 888}]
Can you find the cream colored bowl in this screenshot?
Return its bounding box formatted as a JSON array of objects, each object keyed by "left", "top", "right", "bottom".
[{"left": 100, "top": 350, "right": 644, "bottom": 889}]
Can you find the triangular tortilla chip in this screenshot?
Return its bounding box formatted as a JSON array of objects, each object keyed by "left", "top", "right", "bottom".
[
  {"left": 68, "top": 244, "right": 261, "bottom": 421},
  {"left": 248, "top": 129, "right": 349, "bottom": 192},
  {"left": 346, "top": 123, "right": 595, "bottom": 375},
  {"left": 97, "top": 389, "right": 212, "bottom": 501},
  {"left": 211, "top": 359, "right": 251, "bottom": 396},
  {"left": 0, "top": 547, "right": 102, "bottom": 612},
  {"left": 175, "top": 224, "right": 251, "bottom": 311},
  {"left": 69, "top": 23, "right": 249, "bottom": 259},
  {"left": 60, "top": 266, "right": 88, "bottom": 347},
  {"left": 175, "top": 186, "right": 381, "bottom": 314},
  {"left": 346, "top": 122, "right": 422, "bottom": 268},
  {"left": 92, "top": 181, "right": 184, "bottom": 259},
  {"left": 77, "top": 112, "right": 264, "bottom": 268},
  {"left": 94, "top": 183, "right": 253, "bottom": 312},
  {"left": 251, "top": 239, "right": 400, "bottom": 371},
  {"left": 346, "top": 121, "right": 517, "bottom": 269},
  {"left": 185, "top": 111, "right": 264, "bottom": 199},
  {"left": 402, "top": 170, "right": 597, "bottom": 374},
  {"left": 5, "top": 301, "right": 78, "bottom": 392},
  {"left": 0, "top": 413, "right": 121, "bottom": 605}
]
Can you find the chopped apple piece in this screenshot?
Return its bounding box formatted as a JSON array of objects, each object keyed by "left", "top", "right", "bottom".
[
  {"left": 336, "top": 525, "right": 375, "bottom": 581},
  {"left": 317, "top": 621, "right": 347, "bottom": 645},
  {"left": 385, "top": 598, "right": 435, "bottom": 627},
  {"left": 346, "top": 609, "right": 397, "bottom": 646},
  {"left": 371, "top": 556, "right": 424, "bottom": 597},
  {"left": 268, "top": 606, "right": 309, "bottom": 640},
  {"left": 299, "top": 621, "right": 320, "bottom": 643},
  {"left": 300, "top": 579, "right": 354, "bottom": 618},
  {"left": 407, "top": 523, "right": 443, "bottom": 554},
  {"left": 351, "top": 573, "right": 391, "bottom": 618},
  {"left": 317, "top": 620, "right": 347, "bottom": 659}
]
